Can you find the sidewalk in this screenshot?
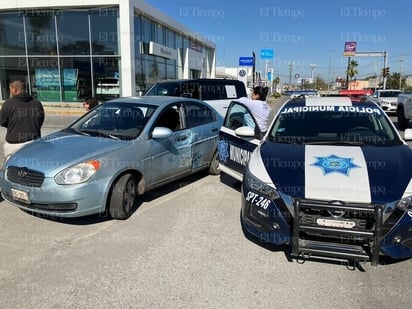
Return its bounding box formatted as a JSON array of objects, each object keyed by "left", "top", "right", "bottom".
[
  {"left": 0, "top": 101, "right": 86, "bottom": 116},
  {"left": 43, "top": 103, "right": 86, "bottom": 116}
]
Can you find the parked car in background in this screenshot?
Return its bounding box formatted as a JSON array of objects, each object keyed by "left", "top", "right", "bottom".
[
  {"left": 0, "top": 96, "right": 223, "bottom": 219},
  {"left": 96, "top": 77, "right": 120, "bottom": 100},
  {"left": 370, "top": 89, "right": 401, "bottom": 112},
  {"left": 144, "top": 78, "right": 247, "bottom": 117},
  {"left": 396, "top": 91, "right": 412, "bottom": 130},
  {"left": 218, "top": 96, "right": 412, "bottom": 266}
]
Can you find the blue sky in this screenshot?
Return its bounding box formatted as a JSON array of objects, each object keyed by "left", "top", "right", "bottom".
[{"left": 145, "top": 0, "right": 412, "bottom": 83}]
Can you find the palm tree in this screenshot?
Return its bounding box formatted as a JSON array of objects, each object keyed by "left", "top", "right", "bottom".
[{"left": 346, "top": 60, "right": 358, "bottom": 89}]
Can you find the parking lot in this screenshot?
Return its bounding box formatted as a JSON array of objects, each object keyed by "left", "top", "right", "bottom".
[{"left": 0, "top": 102, "right": 411, "bottom": 309}]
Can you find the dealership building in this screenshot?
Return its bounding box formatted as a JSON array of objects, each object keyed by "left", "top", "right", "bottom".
[{"left": 0, "top": 0, "right": 216, "bottom": 102}]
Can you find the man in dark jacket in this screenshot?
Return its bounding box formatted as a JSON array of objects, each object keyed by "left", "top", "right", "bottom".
[{"left": 0, "top": 79, "right": 45, "bottom": 158}]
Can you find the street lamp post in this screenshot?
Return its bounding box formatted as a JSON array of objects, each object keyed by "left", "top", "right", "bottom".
[
  {"left": 310, "top": 64, "right": 316, "bottom": 89},
  {"left": 288, "top": 62, "right": 293, "bottom": 90}
]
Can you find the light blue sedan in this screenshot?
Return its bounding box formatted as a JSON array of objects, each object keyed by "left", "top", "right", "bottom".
[{"left": 0, "top": 96, "right": 223, "bottom": 219}]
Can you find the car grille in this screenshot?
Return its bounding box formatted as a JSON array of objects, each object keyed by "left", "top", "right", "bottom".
[
  {"left": 6, "top": 166, "right": 45, "bottom": 187},
  {"left": 296, "top": 199, "right": 378, "bottom": 241},
  {"left": 291, "top": 198, "right": 384, "bottom": 265}
]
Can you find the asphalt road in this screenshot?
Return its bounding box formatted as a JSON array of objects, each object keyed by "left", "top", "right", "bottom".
[{"left": 0, "top": 100, "right": 411, "bottom": 309}]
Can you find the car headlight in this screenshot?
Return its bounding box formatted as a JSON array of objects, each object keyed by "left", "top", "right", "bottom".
[
  {"left": 244, "top": 167, "right": 280, "bottom": 200},
  {"left": 55, "top": 160, "right": 101, "bottom": 185},
  {"left": 396, "top": 195, "right": 412, "bottom": 211}
]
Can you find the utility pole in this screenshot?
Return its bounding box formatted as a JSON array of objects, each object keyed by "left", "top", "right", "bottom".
[
  {"left": 288, "top": 62, "right": 293, "bottom": 90},
  {"left": 327, "top": 51, "right": 333, "bottom": 90},
  {"left": 383, "top": 51, "right": 387, "bottom": 90},
  {"left": 310, "top": 64, "right": 316, "bottom": 89},
  {"left": 252, "top": 52, "right": 256, "bottom": 86},
  {"left": 345, "top": 57, "right": 350, "bottom": 89},
  {"left": 399, "top": 54, "right": 404, "bottom": 90}
]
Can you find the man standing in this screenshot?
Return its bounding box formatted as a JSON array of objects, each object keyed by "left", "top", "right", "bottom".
[{"left": 0, "top": 79, "right": 45, "bottom": 158}]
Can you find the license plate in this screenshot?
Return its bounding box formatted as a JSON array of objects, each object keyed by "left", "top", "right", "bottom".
[
  {"left": 316, "top": 218, "right": 356, "bottom": 229},
  {"left": 10, "top": 188, "right": 31, "bottom": 204}
]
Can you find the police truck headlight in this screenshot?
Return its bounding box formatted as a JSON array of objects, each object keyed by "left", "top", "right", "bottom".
[
  {"left": 396, "top": 195, "right": 412, "bottom": 211},
  {"left": 244, "top": 167, "right": 279, "bottom": 200},
  {"left": 55, "top": 160, "right": 101, "bottom": 185}
]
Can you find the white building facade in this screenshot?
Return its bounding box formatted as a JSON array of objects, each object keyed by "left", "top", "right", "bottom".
[{"left": 0, "top": 0, "right": 216, "bottom": 102}]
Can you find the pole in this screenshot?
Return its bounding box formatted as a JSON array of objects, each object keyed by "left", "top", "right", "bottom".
[
  {"left": 383, "top": 51, "right": 387, "bottom": 90},
  {"left": 252, "top": 52, "right": 256, "bottom": 86},
  {"left": 399, "top": 54, "right": 403, "bottom": 90},
  {"left": 345, "top": 57, "right": 350, "bottom": 90},
  {"left": 288, "top": 62, "right": 293, "bottom": 90}
]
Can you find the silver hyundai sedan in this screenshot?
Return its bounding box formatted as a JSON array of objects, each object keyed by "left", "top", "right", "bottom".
[{"left": 0, "top": 96, "right": 223, "bottom": 219}]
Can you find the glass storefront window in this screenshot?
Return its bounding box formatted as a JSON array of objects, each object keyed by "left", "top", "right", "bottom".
[
  {"left": 134, "top": 15, "right": 142, "bottom": 58},
  {"left": 155, "top": 24, "right": 165, "bottom": 45},
  {"left": 60, "top": 57, "right": 92, "bottom": 100},
  {"left": 0, "top": 57, "right": 28, "bottom": 100},
  {"left": 0, "top": 12, "right": 26, "bottom": 55},
  {"left": 90, "top": 8, "right": 119, "bottom": 55},
  {"left": 141, "top": 16, "right": 153, "bottom": 42},
  {"left": 166, "top": 64, "right": 177, "bottom": 80},
  {"left": 25, "top": 10, "right": 57, "bottom": 55},
  {"left": 57, "top": 11, "right": 90, "bottom": 55},
  {"left": 135, "top": 59, "right": 146, "bottom": 94},
  {"left": 27, "top": 57, "right": 60, "bottom": 101},
  {"left": 93, "top": 57, "right": 120, "bottom": 100}
]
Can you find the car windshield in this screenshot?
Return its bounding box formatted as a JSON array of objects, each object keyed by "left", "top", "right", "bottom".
[
  {"left": 268, "top": 104, "right": 402, "bottom": 146},
  {"left": 69, "top": 102, "right": 157, "bottom": 140}
]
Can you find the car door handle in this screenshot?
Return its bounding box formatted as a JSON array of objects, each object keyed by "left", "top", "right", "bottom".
[
  {"left": 212, "top": 127, "right": 219, "bottom": 132},
  {"left": 177, "top": 134, "right": 188, "bottom": 141}
]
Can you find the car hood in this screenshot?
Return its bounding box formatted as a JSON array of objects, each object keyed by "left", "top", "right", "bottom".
[
  {"left": 6, "top": 131, "right": 130, "bottom": 174},
  {"left": 258, "top": 142, "right": 412, "bottom": 203}
]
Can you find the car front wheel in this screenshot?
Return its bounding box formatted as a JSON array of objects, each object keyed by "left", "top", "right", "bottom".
[
  {"left": 109, "top": 173, "right": 138, "bottom": 220},
  {"left": 208, "top": 151, "right": 220, "bottom": 175}
]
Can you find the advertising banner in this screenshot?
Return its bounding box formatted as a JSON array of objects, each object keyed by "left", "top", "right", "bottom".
[
  {"left": 35, "top": 68, "right": 78, "bottom": 101},
  {"left": 343, "top": 41, "right": 356, "bottom": 57}
]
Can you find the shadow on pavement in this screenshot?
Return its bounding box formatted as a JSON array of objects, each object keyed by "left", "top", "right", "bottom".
[{"left": 15, "top": 169, "right": 212, "bottom": 226}]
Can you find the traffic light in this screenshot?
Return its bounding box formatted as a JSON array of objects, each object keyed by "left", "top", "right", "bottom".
[{"left": 382, "top": 67, "right": 390, "bottom": 77}]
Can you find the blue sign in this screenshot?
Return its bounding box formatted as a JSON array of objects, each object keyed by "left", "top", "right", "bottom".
[
  {"left": 261, "top": 49, "right": 274, "bottom": 59},
  {"left": 267, "top": 71, "right": 272, "bottom": 81},
  {"left": 239, "top": 56, "right": 254, "bottom": 67}
]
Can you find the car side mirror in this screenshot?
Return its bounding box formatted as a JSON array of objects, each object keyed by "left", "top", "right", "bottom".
[
  {"left": 235, "top": 126, "right": 255, "bottom": 137},
  {"left": 404, "top": 128, "right": 412, "bottom": 141},
  {"left": 152, "top": 127, "right": 173, "bottom": 139}
]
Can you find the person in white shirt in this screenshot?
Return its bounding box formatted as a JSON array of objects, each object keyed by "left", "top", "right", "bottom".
[{"left": 237, "top": 86, "right": 271, "bottom": 133}]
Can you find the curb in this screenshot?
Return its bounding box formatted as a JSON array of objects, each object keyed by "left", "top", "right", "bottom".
[{"left": 44, "top": 109, "right": 86, "bottom": 116}]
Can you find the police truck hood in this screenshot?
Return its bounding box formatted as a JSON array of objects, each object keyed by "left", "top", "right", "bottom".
[{"left": 259, "top": 142, "right": 412, "bottom": 204}]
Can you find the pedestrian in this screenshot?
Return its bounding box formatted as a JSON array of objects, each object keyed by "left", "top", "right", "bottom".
[
  {"left": 83, "top": 97, "right": 99, "bottom": 111},
  {"left": 0, "top": 79, "right": 45, "bottom": 158},
  {"left": 237, "top": 86, "right": 271, "bottom": 133}
]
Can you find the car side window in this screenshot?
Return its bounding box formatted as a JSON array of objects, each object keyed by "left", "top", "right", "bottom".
[
  {"left": 224, "top": 102, "right": 257, "bottom": 130},
  {"left": 183, "top": 103, "right": 216, "bottom": 128},
  {"left": 154, "top": 105, "right": 181, "bottom": 131}
]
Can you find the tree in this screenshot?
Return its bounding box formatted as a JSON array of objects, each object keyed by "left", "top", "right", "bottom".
[
  {"left": 346, "top": 60, "right": 359, "bottom": 88},
  {"left": 384, "top": 72, "right": 405, "bottom": 89}
]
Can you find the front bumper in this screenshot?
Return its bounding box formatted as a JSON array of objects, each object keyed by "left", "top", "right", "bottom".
[
  {"left": 0, "top": 171, "right": 111, "bottom": 217},
  {"left": 380, "top": 101, "right": 397, "bottom": 112},
  {"left": 241, "top": 182, "right": 412, "bottom": 263}
]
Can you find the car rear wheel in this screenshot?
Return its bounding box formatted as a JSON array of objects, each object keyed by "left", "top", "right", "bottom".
[
  {"left": 109, "top": 173, "right": 137, "bottom": 220},
  {"left": 397, "top": 107, "right": 409, "bottom": 130},
  {"left": 208, "top": 151, "right": 220, "bottom": 175}
]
